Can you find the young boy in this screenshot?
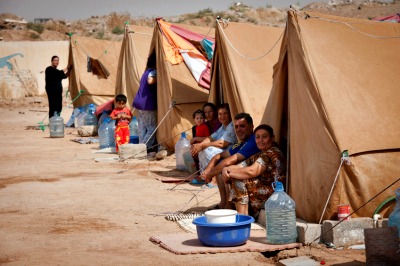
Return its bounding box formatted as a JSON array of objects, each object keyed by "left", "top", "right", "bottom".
[
  {"left": 110, "top": 94, "right": 132, "bottom": 152},
  {"left": 190, "top": 109, "right": 210, "bottom": 184}
]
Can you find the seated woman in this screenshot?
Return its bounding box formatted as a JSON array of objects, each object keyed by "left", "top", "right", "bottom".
[
  {"left": 203, "top": 102, "right": 222, "bottom": 134},
  {"left": 221, "top": 124, "right": 286, "bottom": 219},
  {"left": 190, "top": 103, "right": 236, "bottom": 185}
]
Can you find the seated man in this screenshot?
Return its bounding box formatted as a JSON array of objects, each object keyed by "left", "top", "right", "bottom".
[{"left": 200, "top": 113, "right": 260, "bottom": 209}]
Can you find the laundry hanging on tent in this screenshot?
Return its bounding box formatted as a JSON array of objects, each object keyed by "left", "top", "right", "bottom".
[
  {"left": 88, "top": 57, "right": 110, "bottom": 79},
  {"left": 87, "top": 56, "right": 92, "bottom": 72},
  {"left": 200, "top": 38, "right": 214, "bottom": 60},
  {"left": 157, "top": 19, "right": 214, "bottom": 89}
]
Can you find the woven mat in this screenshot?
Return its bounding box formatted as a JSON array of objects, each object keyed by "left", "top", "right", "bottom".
[
  {"left": 149, "top": 230, "right": 302, "bottom": 255},
  {"left": 177, "top": 218, "right": 266, "bottom": 234}
]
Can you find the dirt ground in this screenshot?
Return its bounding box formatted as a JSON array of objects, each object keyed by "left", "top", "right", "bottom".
[{"left": 0, "top": 97, "right": 366, "bottom": 265}]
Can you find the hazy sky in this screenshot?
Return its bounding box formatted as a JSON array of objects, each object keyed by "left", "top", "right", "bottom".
[{"left": 0, "top": 0, "right": 323, "bottom": 21}]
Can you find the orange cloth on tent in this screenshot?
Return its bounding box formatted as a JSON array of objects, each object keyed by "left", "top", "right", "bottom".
[{"left": 158, "top": 20, "right": 207, "bottom": 65}]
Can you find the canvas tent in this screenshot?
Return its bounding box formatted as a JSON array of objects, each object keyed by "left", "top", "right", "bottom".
[
  {"left": 68, "top": 35, "right": 122, "bottom": 108},
  {"left": 146, "top": 19, "right": 214, "bottom": 149},
  {"left": 264, "top": 10, "right": 400, "bottom": 223},
  {"left": 209, "top": 20, "right": 284, "bottom": 127},
  {"left": 115, "top": 25, "right": 154, "bottom": 108}
]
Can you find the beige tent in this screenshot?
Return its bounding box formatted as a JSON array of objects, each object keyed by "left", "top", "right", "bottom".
[
  {"left": 68, "top": 35, "right": 122, "bottom": 108},
  {"left": 264, "top": 10, "right": 400, "bottom": 222},
  {"left": 209, "top": 21, "right": 284, "bottom": 126},
  {"left": 147, "top": 20, "right": 214, "bottom": 149},
  {"left": 115, "top": 25, "right": 154, "bottom": 108}
]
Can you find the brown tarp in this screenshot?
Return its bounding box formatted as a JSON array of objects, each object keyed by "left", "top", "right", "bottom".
[
  {"left": 68, "top": 35, "right": 122, "bottom": 107},
  {"left": 209, "top": 21, "right": 284, "bottom": 126},
  {"left": 149, "top": 22, "right": 214, "bottom": 149},
  {"left": 264, "top": 11, "right": 400, "bottom": 222},
  {"left": 115, "top": 25, "right": 154, "bottom": 109}
]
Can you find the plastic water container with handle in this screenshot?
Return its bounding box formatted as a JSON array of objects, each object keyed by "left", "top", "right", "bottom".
[
  {"left": 265, "top": 181, "right": 297, "bottom": 244},
  {"left": 98, "top": 117, "right": 115, "bottom": 149},
  {"left": 83, "top": 104, "right": 98, "bottom": 126},
  {"left": 49, "top": 111, "right": 64, "bottom": 138},
  {"left": 98, "top": 110, "right": 109, "bottom": 128},
  {"left": 175, "top": 132, "right": 191, "bottom": 171}
]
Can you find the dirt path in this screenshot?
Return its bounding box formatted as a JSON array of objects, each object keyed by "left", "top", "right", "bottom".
[{"left": 0, "top": 98, "right": 366, "bottom": 265}]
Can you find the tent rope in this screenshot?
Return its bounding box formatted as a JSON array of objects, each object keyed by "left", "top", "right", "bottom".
[
  {"left": 98, "top": 33, "right": 122, "bottom": 60},
  {"left": 311, "top": 177, "right": 400, "bottom": 244},
  {"left": 216, "top": 18, "right": 284, "bottom": 61},
  {"left": 318, "top": 151, "right": 351, "bottom": 224},
  {"left": 203, "top": 20, "right": 216, "bottom": 40},
  {"left": 128, "top": 31, "right": 152, "bottom": 36},
  {"left": 304, "top": 13, "right": 400, "bottom": 39}
]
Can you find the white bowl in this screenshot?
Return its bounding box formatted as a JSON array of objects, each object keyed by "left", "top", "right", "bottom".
[{"left": 204, "top": 209, "right": 238, "bottom": 224}]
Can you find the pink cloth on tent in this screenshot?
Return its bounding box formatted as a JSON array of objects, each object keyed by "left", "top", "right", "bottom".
[
  {"left": 373, "top": 14, "right": 400, "bottom": 22},
  {"left": 170, "top": 24, "right": 214, "bottom": 43},
  {"left": 94, "top": 98, "right": 114, "bottom": 117}
]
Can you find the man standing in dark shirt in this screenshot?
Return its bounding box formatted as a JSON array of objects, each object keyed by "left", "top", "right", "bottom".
[{"left": 45, "top": 55, "right": 72, "bottom": 118}]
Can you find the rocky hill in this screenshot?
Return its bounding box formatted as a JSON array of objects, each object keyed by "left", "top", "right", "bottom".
[{"left": 0, "top": 0, "right": 399, "bottom": 42}]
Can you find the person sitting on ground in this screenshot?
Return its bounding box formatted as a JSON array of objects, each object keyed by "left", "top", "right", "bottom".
[
  {"left": 190, "top": 109, "right": 211, "bottom": 172},
  {"left": 199, "top": 113, "right": 260, "bottom": 208},
  {"left": 190, "top": 109, "right": 211, "bottom": 145},
  {"left": 110, "top": 94, "right": 132, "bottom": 152},
  {"left": 190, "top": 103, "right": 236, "bottom": 185},
  {"left": 203, "top": 102, "right": 222, "bottom": 134},
  {"left": 221, "top": 124, "right": 286, "bottom": 219}
]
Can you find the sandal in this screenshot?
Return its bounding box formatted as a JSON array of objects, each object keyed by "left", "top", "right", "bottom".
[
  {"left": 202, "top": 183, "right": 217, "bottom": 189},
  {"left": 190, "top": 179, "right": 205, "bottom": 185}
]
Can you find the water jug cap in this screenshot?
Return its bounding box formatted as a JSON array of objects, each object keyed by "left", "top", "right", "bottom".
[
  {"left": 181, "top": 132, "right": 186, "bottom": 138},
  {"left": 53, "top": 111, "right": 58, "bottom": 116},
  {"left": 272, "top": 181, "right": 284, "bottom": 192},
  {"left": 104, "top": 117, "right": 111, "bottom": 123},
  {"left": 133, "top": 116, "right": 137, "bottom": 120}
]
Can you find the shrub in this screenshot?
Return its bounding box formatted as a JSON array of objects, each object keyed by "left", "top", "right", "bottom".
[
  {"left": 96, "top": 30, "right": 105, "bottom": 39},
  {"left": 112, "top": 26, "right": 124, "bottom": 34},
  {"left": 27, "top": 22, "right": 44, "bottom": 34},
  {"left": 30, "top": 32, "right": 40, "bottom": 39},
  {"left": 197, "top": 8, "right": 213, "bottom": 18},
  {"left": 107, "top": 12, "right": 130, "bottom": 29}
]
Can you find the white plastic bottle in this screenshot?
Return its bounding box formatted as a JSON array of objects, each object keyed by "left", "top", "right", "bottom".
[
  {"left": 98, "top": 117, "right": 115, "bottom": 149},
  {"left": 265, "top": 181, "right": 297, "bottom": 244},
  {"left": 98, "top": 110, "right": 109, "bottom": 128},
  {"left": 49, "top": 111, "right": 64, "bottom": 138},
  {"left": 175, "top": 132, "right": 191, "bottom": 171},
  {"left": 83, "top": 103, "right": 98, "bottom": 126}
]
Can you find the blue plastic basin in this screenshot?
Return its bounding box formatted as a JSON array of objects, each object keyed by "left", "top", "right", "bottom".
[{"left": 192, "top": 214, "right": 255, "bottom": 247}]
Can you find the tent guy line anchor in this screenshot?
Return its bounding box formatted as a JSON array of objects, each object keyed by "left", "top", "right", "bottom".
[{"left": 311, "top": 176, "right": 400, "bottom": 245}]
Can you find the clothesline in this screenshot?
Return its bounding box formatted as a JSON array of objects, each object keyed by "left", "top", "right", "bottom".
[{"left": 216, "top": 18, "right": 284, "bottom": 61}]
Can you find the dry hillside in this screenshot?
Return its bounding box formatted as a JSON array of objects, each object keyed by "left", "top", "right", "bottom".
[{"left": 0, "top": 0, "right": 399, "bottom": 42}]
